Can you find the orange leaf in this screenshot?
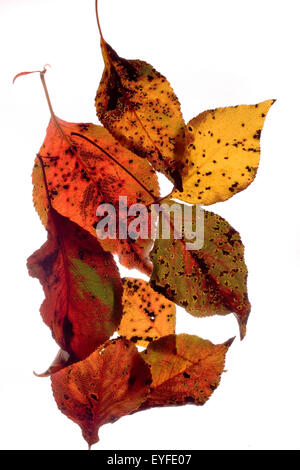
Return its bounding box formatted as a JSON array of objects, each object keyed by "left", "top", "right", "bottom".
[
  {"left": 27, "top": 208, "right": 123, "bottom": 361},
  {"left": 118, "top": 278, "right": 176, "bottom": 347},
  {"left": 51, "top": 338, "right": 152, "bottom": 448},
  {"left": 32, "top": 118, "right": 159, "bottom": 274},
  {"left": 140, "top": 334, "right": 233, "bottom": 409},
  {"left": 95, "top": 39, "right": 186, "bottom": 189}
]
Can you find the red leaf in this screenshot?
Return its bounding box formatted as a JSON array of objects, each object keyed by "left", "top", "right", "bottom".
[{"left": 27, "top": 208, "right": 123, "bottom": 361}]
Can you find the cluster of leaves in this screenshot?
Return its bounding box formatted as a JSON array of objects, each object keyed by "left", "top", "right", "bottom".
[{"left": 22, "top": 2, "right": 274, "bottom": 448}]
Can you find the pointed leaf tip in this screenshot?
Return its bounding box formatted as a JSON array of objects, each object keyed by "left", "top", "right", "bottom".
[
  {"left": 224, "top": 336, "right": 235, "bottom": 348},
  {"left": 238, "top": 321, "right": 247, "bottom": 341}
]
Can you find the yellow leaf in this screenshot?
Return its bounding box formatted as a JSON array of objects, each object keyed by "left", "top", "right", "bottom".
[
  {"left": 118, "top": 278, "right": 176, "bottom": 347},
  {"left": 173, "top": 100, "right": 275, "bottom": 204}
]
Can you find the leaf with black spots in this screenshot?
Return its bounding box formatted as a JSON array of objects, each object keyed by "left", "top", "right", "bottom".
[
  {"left": 32, "top": 118, "right": 159, "bottom": 274},
  {"left": 150, "top": 200, "right": 250, "bottom": 338},
  {"left": 173, "top": 100, "right": 275, "bottom": 204},
  {"left": 118, "top": 278, "right": 176, "bottom": 347},
  {"left": 95, "top": 36, "right": 186, "bottom": 189}
]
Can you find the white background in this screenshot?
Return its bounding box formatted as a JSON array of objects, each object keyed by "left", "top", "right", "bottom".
[{"left": 0, "top": 0, "right": 300, "bottom": 450}]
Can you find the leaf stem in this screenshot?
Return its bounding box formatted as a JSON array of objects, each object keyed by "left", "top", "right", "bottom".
[
  {"left": 38, "top": 69, "right": 72, "bottom": 145},
  {"left": 95, "top": 0, "right": 104, "bottom": 41},
  {"left": 13, "top": 65, "right": 71, "bottom": 145},
  {"left": 39, "top": 70, "right": 64, "bottom": 140}
]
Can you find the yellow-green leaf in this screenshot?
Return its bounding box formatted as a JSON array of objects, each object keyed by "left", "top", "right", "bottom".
[{"left": 150, "top": 200, "right": 250, "bottom": 338}]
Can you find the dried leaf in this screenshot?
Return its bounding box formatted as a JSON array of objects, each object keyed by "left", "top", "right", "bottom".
[
  {"left": 118, "top": 278, "right": 176, "bottom": 347},
  {"left": 95, "top": 39, "right": 186, "bottom": 189},
  {"left": 173, "top": 100, "right": 275, "bottom": 204},
  {"left": 51, "top": 338, "right": 152, "bottom": 448},
  {"left": 32, "top": 118, "right": 159, "bottom": 274},
  {"left": 140, "top": 334, "right": 233, "bottom": 409},
  {"left": 27, "top": 208, "right": 123, "bottom": 360},
  {"left": 150, "top": 201, "right": 250, "bottom": 338}
]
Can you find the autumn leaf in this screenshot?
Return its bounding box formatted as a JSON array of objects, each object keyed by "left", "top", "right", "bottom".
[
  {"left": 150, "top": 200, "right": 250, "bottom": 338},
  {"left": 139, "top": 334, "right": 233, "bottom": 409},
  {"left": 118, "top": 278, "right": 176, "bottom": 347},
  {"left": 51, "top": 338, "right": 152, "bottom": 448},
  {"left": 32, "top": 117, "right": 159, "bottom": 274},
  {"left": 95, "top": 31, "right": 186, "bottom": 189},
  {"left": 27, "top": 207, "right": 123, "bottom": 361},
  {"left": 172, "top": 100, "right": 275, "bottom": 204}
]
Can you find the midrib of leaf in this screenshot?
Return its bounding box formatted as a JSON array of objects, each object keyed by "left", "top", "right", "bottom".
[
  {"left": 71, "top": 140, "right": 153, "bottom": 275},
  {"left": 156, "top": 206, "right": 233, "bottom": 311},
  {"left": 56, "top": 218, "right": 72, "bottom": 344},
  {"left": 71, "top": 132, "right": 157, "bottom": 203},
  {"left": 37, "top": 155, "right": 72, "bottom": 349},
  {"left": 71, "top": 132, "right": 161, "bottom": 275}
]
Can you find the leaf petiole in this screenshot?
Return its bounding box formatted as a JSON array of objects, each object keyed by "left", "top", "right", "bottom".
[
  {"left": 95, "top": 0, "right": 104, "bottom": 41},
  {"left": 13, "top": 65, "right": 72, "bottom": 145}
]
